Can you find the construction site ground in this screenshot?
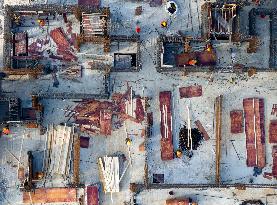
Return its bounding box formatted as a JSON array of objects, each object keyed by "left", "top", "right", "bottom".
[{"left": 0, "top": 0, "right": 277, "bottom": 204}]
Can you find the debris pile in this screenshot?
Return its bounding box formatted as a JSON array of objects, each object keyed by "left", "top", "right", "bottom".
[
  {"left": 179, "top": 125, "right": 204, "bottom": 151},
  {"left": 73, "top": 88, "right": 145, "bottom": 135}
]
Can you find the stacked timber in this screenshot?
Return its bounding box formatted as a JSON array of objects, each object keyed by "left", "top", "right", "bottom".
[
  {"left": 59, "top": 65, "right": 82, "bottom": 80},
  {"left": 46, "top": 125, "right": 73, "bottom": 177}
]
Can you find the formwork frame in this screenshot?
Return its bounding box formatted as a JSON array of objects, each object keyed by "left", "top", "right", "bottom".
[
  {"left": 143, "top": 94, "right": 277, "bottom": 189},
  {"left": 3, "top": 4, "right": 110, "bottom": 75}
]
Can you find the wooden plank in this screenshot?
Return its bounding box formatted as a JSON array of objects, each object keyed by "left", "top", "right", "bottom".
[
  {"left": 195, "top": 120, "right": 210, "bottom": 140},
  {"left": 215, "top": 95, "right": 223, "bottom": 185},
  {"left": 73, "top": 134, "right": 80, "bottom": 185}
]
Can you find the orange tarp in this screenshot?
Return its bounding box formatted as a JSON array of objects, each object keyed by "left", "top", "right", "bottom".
[{"left": 23, "top": 188, "right": 77, "bottom": 203}]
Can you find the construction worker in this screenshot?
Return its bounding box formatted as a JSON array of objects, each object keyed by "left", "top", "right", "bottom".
[
  {"left": 37, "top": 19, "right": 45, "bottom": 27},
  {"left": 205, "top": 43, "right": 212, "bottom": 52},
  {"left": 161, "top": 21, "right": 167, "bottom": 28},
  {"left": 13, "top": 14, "right": 21, "bottom": 25},
  {"left": 176, "top": 149, "right": 182, "bottom": 158},
  {"left": 188, "top": 59, "right": 197, "bottom": 66},
  {"left": 2, "top": 125, "right": 10, "bottom": 135},
  {"left": 135, "top": 26, "right": 141, "bottom": 34},
  {"left": 125, "top": 137, "right": 132, "bottom": 146}
]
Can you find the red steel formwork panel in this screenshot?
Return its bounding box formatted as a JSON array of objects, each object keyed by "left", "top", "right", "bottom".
[
  {"left": 78, "top": 0, "right": 100, "bottom": 7},
  {"left": 100, "top": 110, "right": 112, "bottom": 136},
  {"left": 272, "top": 146, "right": 277, "bottom": 177},
  {"left": 135, "top": 97, "right": 145, "bottom": 122},
  {"left": 23, "top": 188, "right": 77, "bottom": 203},
  {"left": 87, "top": 186, "right": 99, "bottom": 205},
  {"left": 166, "top": 198, "right": 190, "bottom": 205},
  {"left": 230, "top": 110, "right": 243, "bottom": 134},
  {"left": 159, "top": 91, "right": 173, "bottom": 160},
  {"left": 50, "top": 28, "right": 71, "bottom": 50},
  {"left": 179, "top": 85, "right": 202, "bottom": 98},
  {"left": 269, "top": 120, "right": 277, "bottom": 143},
  {"left": 195, "top": 120, "right": 210, "bottom": 140},
  {"left": 243, "top": 98, "right": 265, "bottom": 168}
]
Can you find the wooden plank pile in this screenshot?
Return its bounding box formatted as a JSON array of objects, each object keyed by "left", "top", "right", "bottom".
[
  {"left": 46, "top": 124, "right": 73, "bottom": 177},
  {"left": 98, "top": 156, "right": 120, "bottom": 193},
  {"left": 58, "top": 65, "right": 82, "bottom": 80}
]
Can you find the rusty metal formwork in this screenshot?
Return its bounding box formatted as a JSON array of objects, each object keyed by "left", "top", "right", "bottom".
[
  {"left": 230, "top": 110, "right": 243, "bottom": 134},
  {"left": 159, "top": 91, "right": 173, "bottom": 161},
  {"left": 243, "top": 98, "right": 266, "bottom": 168}
]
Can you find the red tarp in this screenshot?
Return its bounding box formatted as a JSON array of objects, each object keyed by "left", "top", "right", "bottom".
[
  {"left": 100, "top": 110, "right": 112, "bottom": 135},
  {"left": 272, "top": 146, "right": 277, "bottom": 177},
  {"left": 14, "top": 32, "right": 27, "bottom": 56},
  {"left": 243, "top": 98, "right": 265, "bottom": 168},
  {"left": 159, "top": 91, "right": 173, "bottom": 160},
  {"left": 87, "top": 186, "right": 99, "bottom": 205},
  {"left": 23, "top": 188, "right": 77, "bottom": 203},
  {"left": 230, "top": 110, "right": 243, "bottom": 134},
  {"left": 179, "top": 85, "right": 202, "bottom": 98},
  {"left": 195, "top": 120, "right": 210, "bottom": 140},
  {"left": 269, "top": 120, "right": 277, "bottom": 143}
]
